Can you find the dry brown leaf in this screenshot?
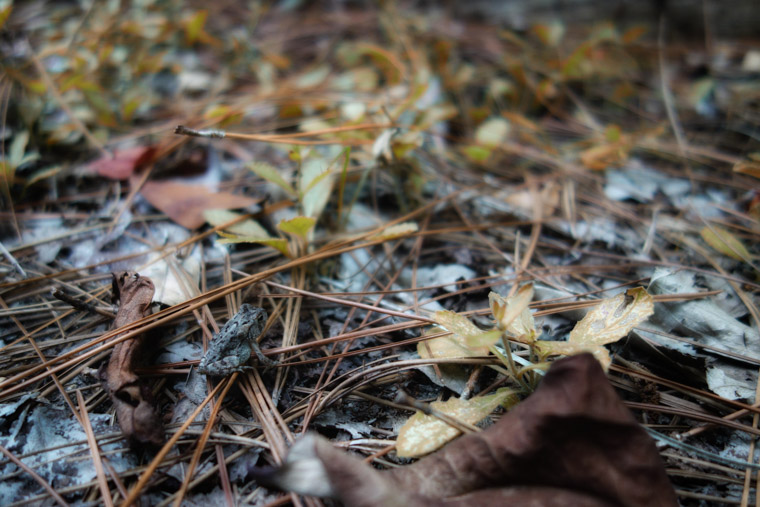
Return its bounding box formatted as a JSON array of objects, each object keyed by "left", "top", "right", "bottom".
[
  {"left": 138, "top": 179, "right": 260, "bottom": 229},
  {"left": 259, "top": 354, "right": 677, "bottom": 506},
  {"left": 101, "top": 271, "right": 164, "bottom": 447}
]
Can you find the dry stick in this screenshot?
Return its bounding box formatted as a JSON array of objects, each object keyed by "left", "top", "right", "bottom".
[
  {"left": 121, "top": 379, "right": 227, "bottom": 507},
  {"left": 175, "top": 125, "right": 372, "bottom": 146},
  {"left": 172, "top": 373, "right": 238, "bottom": 507},
  {"left": 77, "top": 391, "right": 113, "bottom": 507},
  {"left": 0, "top": 443, "right": 70, "bottom": 507}
]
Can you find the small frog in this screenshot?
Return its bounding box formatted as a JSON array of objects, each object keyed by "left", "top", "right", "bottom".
[{"left": 198, "top": 304, "right": 277, "bottom": 376}]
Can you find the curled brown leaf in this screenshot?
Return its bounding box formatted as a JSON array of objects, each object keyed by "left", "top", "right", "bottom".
[
  {"left": 260, "top": 354, "right": 677, "bottom": 507},
  {"left": 101, "top": 271, "right": 164, "bottom": 447}
]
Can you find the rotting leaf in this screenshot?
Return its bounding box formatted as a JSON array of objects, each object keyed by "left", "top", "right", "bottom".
[
  {"left": 396, "top": 388, "right": 517, "bottom": 458},
  {"left": 700, "top": 225, "right": 751, "bottom": 261},
  {"left": 138, "top": 179, "right": 260, "bottom": 229},
  {"left": 258, "top": 354, "right": 677, "bottom": 506},
  {"left": 536, "top": 287, "right": 654, "bottom": 370}
]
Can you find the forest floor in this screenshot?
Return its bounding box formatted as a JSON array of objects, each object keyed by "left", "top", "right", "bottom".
[{"left": 1, "top": 1, "right": 760, "bottom": 505}]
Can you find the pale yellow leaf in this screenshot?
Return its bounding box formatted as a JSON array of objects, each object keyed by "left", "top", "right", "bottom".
[
  {"left": 568, "top": 287, "right": 653, "bottom": 348},
  {"left": 700, "top": 225, "right": 752, "bottom": 262},
  {"left": 475, "top": 117, "right": 510, "bottom": 148},
  {"left": 248, "top": 161, "right": 295, "bottom": 195},
  {"left": 204, "top": 209, "right": 270, "bottom": 238},
  {"left": 425, "top": 311, "right": 495, "bottom": 358},
  {"left": 464, "top": 329, "right": 503, "bottom": 348},
  {"left": 488, "top": 285, "right": 535, "bottom": 341},
  {"left": 396, "top": 388, "right": 517, "bottom": 458},
  {"left": 535, "top": 288, "right": 653, "bottom": 371}
]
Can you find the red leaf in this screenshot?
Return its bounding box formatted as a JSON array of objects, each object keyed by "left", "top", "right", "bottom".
[{"left": 88, "top": 146, "right": 157, "bottom": 180}]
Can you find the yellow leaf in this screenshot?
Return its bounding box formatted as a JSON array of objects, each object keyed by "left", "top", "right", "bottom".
[
  {"left": 396, "top": 388, "right": 517, "bottom": 458},
  {"left": 278, "top": 216, "right": 316, "bottom": 240},
  {"left": 184, "top": 10, "right": 207, "bottom": 45},
  {"left": 217, "top": 231, "right": 289, "bottom": 257},
  {"left": 700, "top": 225, "right": 751, "bottom": 261}
]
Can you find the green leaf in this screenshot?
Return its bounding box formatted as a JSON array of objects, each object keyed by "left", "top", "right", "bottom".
[
  {"left": 463, "top": 145, "right": 491, "bottom": 163},
  {"left": 217, "top": 231, "right": 289, "bottom": 256},
  {"left": 204, "top": 209, "right": 271, "bottom": 238},
  {"left": 396, "top": 388, "right": 518, "bottom": 458},
  {"left": 278, "top": 216, "right": 316, "bottom": 240},
  {"left": 700, "top": 225, "right": 752, "bottom": 261},
  {"left": 248, "top": 161, "right": 296, "bottom": 195}
]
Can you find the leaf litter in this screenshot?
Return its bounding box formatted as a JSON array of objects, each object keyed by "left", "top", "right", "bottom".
[{"left": 0, "top": 2, "right": 759, "bottom": 505}]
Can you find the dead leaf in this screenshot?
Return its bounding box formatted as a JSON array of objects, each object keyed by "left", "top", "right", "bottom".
[
  {"left": 488, "top": 284, "right": 536, "bottom": 343},
  {"left": 138, "top": 179, "right": 260, "bottom": 229},
  {"left": 88, "top": 146, "right": 156, "bottom": 180},
  {"left": 259, "top": 354, "right": 677, "bottom": 506},
  {"left": 101, "top": 271, "right": 164, "bottom": 447}
]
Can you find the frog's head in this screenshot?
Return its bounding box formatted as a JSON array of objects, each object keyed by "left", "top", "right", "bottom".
[{"left": 225, "top": 304, "right": 267, "bottom": 337}]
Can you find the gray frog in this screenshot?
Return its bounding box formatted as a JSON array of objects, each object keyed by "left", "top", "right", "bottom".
[{"left": 198, "top": 304, "right": 277, "bottom": 376}]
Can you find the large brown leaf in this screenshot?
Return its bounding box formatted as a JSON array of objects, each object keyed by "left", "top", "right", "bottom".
[
  {"left": 259, "top": 354, "right": 677, "bottom": 507},
  {"left": 137, "top": 179, "right": 260, "bottom": 229}
]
